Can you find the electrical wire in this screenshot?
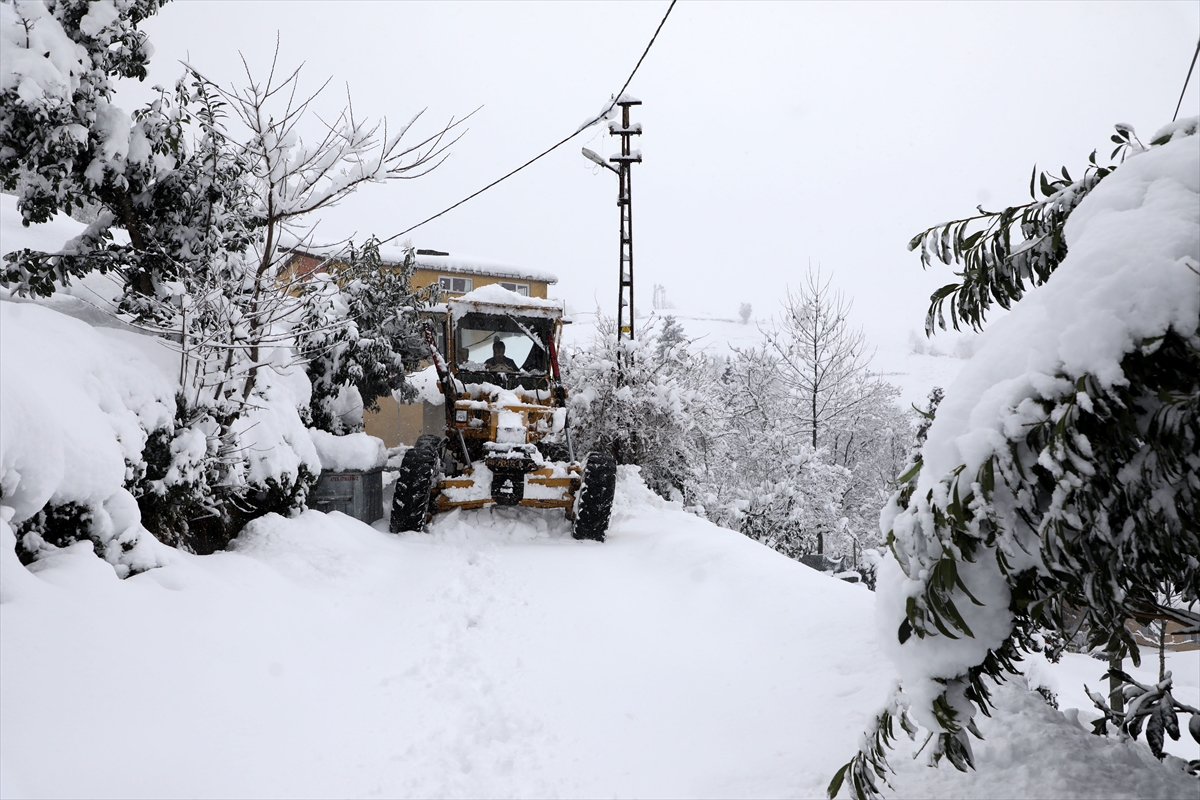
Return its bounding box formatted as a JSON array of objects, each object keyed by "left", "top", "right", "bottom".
[
  {"left": 1172, "top": 38, "right": 1200, "bottom": 123},
  {"left": 378, "top": 0, "right": 677, "bottom": 246}
]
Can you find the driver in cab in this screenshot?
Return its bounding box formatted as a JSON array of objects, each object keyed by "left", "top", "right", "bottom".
[{"left": 484, "top": 340, "right": 519, "bottom": 372}]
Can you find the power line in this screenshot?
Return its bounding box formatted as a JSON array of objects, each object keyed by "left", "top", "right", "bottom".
[
  {"left": 379, "top": 0, "right": 677, "bottom": 246},
  {"left": 1172, "top": 38, "right": 1200, "bottom": 123}
]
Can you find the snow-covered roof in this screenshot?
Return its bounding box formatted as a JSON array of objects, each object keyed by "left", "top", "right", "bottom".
[
  {"left": 279, "top": 234, "right": 557, "bottom": 284},
  {"left": 413, "top": 250, "right": 557, "bottom": 284}
]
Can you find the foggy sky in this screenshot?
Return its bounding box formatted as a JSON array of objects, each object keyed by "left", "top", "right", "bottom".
[{"left": 121, "top": 1, "right": 1200, "bottom": 346}]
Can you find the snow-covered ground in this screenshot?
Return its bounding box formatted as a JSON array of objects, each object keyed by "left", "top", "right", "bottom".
[
  {"left": 2, "top": 196, "right": 1196, "bottom": 799},
  {"left": 1, "top": 469, "right": 1194, "bottom": 799}
]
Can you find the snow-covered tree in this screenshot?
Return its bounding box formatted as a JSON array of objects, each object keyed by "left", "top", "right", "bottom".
[
  {"left": 565, "top": 314, "right": 718, "bottom": 503},
  {"left": 2, "top": 5, "right": 457, "bottom": 555},
  {"left": 294, "top": 238, "right": 434, "bottom": 434},
  {"left": 832, "top": 120, "right": 1200, "bottom": 799},
  {"left": 716, "top": 272, "right": 912, "bottom": 559},
  {"left": 1, "top": 0, "right": 177, "bottom": 297},
  {"left": 763, "top": 268, "right": 885, "bottom": 450},
  {"left": 698, "top": 344, "right": 849, "bottom": 556}
]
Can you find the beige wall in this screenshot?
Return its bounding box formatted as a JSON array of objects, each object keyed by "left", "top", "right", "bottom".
[
  {"left": 410, "top": 267, "right": 550, "bottom": 299},
  {"left": 364, "top": 395, "right": 447, "bottom": 448},
  {"left": 364, "top": 395, "right": 401, "bottom": 448}
]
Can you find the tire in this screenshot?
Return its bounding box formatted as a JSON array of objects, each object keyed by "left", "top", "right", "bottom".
[
  {"left": 389, "top": 446, "right": 438, "bottom": 533},
  {"left": 537, "top": 441, "right": 571, "bottom": 464},
  {"left": 573, "top": 452, "right": 616, "bottom": 542},
  {"left": 413, "top": 434, "right": 443, "bottom": 455}
]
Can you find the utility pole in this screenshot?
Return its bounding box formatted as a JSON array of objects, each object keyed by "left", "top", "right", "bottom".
[{"left": 610, "top": 96, "right": 642, "bottom": 346}]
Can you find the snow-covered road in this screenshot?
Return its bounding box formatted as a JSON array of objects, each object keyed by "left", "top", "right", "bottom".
[
  {"left": 3, "top": 469, "right": 1195, "bottom": 799},
  {"left": 1, "top": 472, "right": 891, "bottom": 798}
]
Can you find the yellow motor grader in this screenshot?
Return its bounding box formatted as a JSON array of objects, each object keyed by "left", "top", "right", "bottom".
[{"left": 388, "top": 286, "right": 616, "bottom": 540}]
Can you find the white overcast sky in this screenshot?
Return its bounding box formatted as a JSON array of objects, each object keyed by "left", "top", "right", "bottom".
[{"left": 121, "top": 1, "right": 1200, "bottom": 346}]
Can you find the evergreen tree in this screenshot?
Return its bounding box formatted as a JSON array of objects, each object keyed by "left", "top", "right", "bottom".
[
  {"left": 1, "top": 0, "right": 174, "bottom": 298},
  {"left": 832, "top": 121, "right": 1200, "bottom": 799},
  {"left": 295, "top": 239, "right": 434, "bottom": 434}
]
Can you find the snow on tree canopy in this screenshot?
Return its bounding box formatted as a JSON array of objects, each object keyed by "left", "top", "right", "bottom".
[
  {"left": 877, "top": 126, "right": 1199, "bottom": 733},
  {"left": 0, "top": 1, "right": 88, "bottom": 103}
]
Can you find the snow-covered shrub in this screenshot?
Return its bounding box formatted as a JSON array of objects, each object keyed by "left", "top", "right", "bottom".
[
  {"left": 834, "top": 121, "right": 1200, "bottom": 799},
  {"left": 2, "top": 5, "right": 456, "bottom": 560},
  {"left": 129, "top": 394, "right": 212, "bottom": 550},
  {"left": 721, "top": 447, "right": 852, "bottom": 560},
  {"left": 295, "top": 238, "right": 433, "bottom": 434},
  {"left": 0, "top": 301, "right": 173, "bottom": 575}
]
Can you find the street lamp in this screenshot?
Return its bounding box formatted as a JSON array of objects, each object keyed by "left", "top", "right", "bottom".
[
  {"left": 581, "top": 147, "right": 619, "bottom": 175},
  {"left": 581, "top": 97, "right": 642, "bottom": 348}
]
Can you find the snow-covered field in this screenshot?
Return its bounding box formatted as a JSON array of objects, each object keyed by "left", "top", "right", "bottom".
[{"left": 2, "top": 468, "right": 1195, "bottom": 799}]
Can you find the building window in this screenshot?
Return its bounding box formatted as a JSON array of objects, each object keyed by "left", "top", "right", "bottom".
[
  {"left": 498, "top": 281, "right": 530, "bottom": 296},
  {"left": 439, "top": 275, "right": 473, "bottom": 294}
]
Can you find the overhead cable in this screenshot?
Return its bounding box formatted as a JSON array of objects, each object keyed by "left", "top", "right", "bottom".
[
  {"left": 379, "top": 0, "right": 677, "bottom": 246},
  {"left": 1172, "top": 37, "right": 1200, "bottom": 123}
]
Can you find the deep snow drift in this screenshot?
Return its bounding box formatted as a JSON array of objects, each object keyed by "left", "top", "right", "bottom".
[{"left": 1, "top": 469, "right": 1195, "bottom": 799}]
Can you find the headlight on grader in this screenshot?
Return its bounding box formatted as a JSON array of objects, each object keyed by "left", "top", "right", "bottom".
[{"left": 455, "top": 409, "right": 468, "bottom": 424}]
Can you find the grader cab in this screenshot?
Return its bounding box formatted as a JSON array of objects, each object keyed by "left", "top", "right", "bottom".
[{"left": 388, "top": 285, "right": 616, "bottom": 540}]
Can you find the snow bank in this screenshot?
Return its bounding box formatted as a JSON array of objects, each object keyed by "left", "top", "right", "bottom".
[
  {"left": 309, "top": 430, "right": 386, "bottom": 472},
  {"left": 880, "top": 127, "right": 1200, "bottom": 728},
  {"left": 0, "top": 301, "right": 175, "bottom": 576},
  {"left": 2, "top": 461, "right": 1193, "bottom": 797}
]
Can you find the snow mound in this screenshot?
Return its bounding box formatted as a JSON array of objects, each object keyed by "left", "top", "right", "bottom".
[
  {"left": 309, "top": 429, "right": 386, "bottom": 472},
  {"left": 889, "top": 679, "right": 1197, "bottom": 799},
  {"left": 0, "top": 301, "right": 175, "bottom": 577}
]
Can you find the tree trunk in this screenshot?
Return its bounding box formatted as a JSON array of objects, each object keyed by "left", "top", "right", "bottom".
[
  {"left": 1108, "top": 652, "right": 1124, "bottom": 716},
  {"left": 112, "top": 190, "right": 154, "bottom": 297},
  {"left": 1158, "top": 620, "right": 1167, "bottom": 683}
]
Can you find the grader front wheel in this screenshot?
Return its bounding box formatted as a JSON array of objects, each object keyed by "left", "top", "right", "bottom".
[
  {"left": 572, "top": 452, "right": 616, "bottom": 542},
  {"left": 389, "top": 447, "right": 438, "bottom": 533}
]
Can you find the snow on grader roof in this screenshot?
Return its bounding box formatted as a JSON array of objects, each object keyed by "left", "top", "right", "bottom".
[{"left": 450, "top": 284, "right": 565, "bottom": 320}]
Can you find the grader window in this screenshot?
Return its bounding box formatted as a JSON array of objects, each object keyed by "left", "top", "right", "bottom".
[{"left": 454, "top": 312, "right": 552, "bottom": 375}]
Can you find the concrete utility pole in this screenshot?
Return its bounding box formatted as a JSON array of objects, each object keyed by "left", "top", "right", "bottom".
[{"left": 609, "top": 96, "right": 642, "bottom": 345}]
